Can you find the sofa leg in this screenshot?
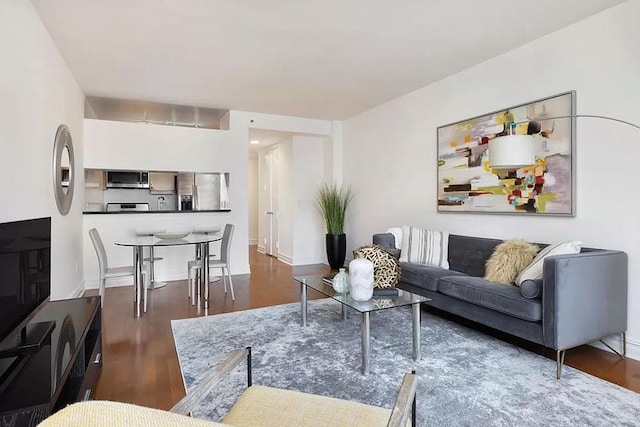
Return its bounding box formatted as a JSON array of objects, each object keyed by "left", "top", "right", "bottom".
[
  {"left": 599, "top": 332, "right": 626, "bottom": 359},
  {"left": 556, "top": 350, "right": 565, "bottom": 379}
]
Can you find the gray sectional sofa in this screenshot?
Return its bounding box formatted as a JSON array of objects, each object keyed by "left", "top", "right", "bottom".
[{"left": 373, "top": 232, "right": 628, "bottom": 378}]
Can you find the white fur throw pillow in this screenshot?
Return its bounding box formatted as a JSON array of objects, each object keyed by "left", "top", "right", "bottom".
[
  {"left": 516, "top": 241, "right": 582, "bottom": 285},
  {"left": 484, "top": 240, "right": 539, "bottom": 285},
  {"left": 400, "top": 226, "right": 449, "bottom": 268}
]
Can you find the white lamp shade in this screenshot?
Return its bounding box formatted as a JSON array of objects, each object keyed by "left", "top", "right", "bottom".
[{"left": 488, "top": 135, "right": 536, "bottom": 169}]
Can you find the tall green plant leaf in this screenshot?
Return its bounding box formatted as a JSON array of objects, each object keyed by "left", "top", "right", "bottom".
[{"left": 315, "top": 183, "right": 353, "bottom": 234}]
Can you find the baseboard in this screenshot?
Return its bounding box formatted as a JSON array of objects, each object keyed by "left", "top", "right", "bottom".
[
  {"left": 277, "top": 253, "right": 293, "bottom": 265},
  {"left": 67, "top": 281, "right": 85, "bottom": 299},
  {"left": 249, "top": 239, "right": 258, "bottom": 245},
  {"left": 257, "top": 245, "right": 266, "bottom": 254},
  {"left": 84, "top": 277, "right": 132, "bottom": 290},
  {"left": 290, "top": 257, "right": 326, "bottom": 266},
  {"left": 590, "top": 334, "right": 640, "bottom": 361}
]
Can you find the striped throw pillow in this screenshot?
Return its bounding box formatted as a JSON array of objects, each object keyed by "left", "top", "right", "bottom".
[{"left": 399, "top": 226, "right": 449, "bottom": 268}]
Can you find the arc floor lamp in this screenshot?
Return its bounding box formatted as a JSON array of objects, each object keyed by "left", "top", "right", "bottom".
[
  {"left": 488, "top": 113, "right": 638, "bottom": 376},
  {"left": 489, "top": 114, "right": 640, "bottom": 169}
]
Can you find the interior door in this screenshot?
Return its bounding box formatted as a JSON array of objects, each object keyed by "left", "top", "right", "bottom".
[{"left": 265, "top": 148, "right": 279, "bottom": 256}]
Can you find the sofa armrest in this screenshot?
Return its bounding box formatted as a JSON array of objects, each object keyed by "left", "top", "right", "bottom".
[
  {"left": 373, "top": 233, "right": 400, "bottom": 259},
  {"left": 542, "top": 250, "right": 627, "bottom": 350}
]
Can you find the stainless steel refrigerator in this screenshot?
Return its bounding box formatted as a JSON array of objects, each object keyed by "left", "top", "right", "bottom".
[{"left": 177, "top": 173, "right": 228, "bottom": 210}]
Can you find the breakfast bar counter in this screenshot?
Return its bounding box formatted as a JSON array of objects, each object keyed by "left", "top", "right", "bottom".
[{"left": 83, "top": 209, "right": 231, "bottom": 214}]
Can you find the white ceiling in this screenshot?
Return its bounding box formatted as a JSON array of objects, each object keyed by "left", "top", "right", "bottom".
[{"left": 32, "top": 0, "right": 625, "bottom": 121}]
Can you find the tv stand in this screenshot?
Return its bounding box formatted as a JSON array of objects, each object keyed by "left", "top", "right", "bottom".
[
  {"left": 0, "top": 296, "right": 102, "bottom": 427},
  {"left": 0, "top": 321, "right": 56, "bottom": 359}
]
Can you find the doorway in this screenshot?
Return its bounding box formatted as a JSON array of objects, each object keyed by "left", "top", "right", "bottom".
[{"left": 264, "top": 147, "right": 279, "bottom": 256}]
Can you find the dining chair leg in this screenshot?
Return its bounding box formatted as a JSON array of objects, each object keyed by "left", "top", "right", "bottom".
[
  {"left": 100, "top": 278, "right": 106, "bottom": 307},
  {"left": 227, "top": 267, "right": 235, "bottom": 301},
  {"left": 143, "top": 270, "right": 148, "bottom": 313},
  {"left": 192, "top": 269, "right": 196, "bottom": 302},
  {"left": 195, "top": 268, "right": 201, "bottom": 305},
  {"left": 187, "top": 266, "right": 192, "bottom": 299},
  {"left": 222, "top": 268, "right": 228, "bottom": 294}
]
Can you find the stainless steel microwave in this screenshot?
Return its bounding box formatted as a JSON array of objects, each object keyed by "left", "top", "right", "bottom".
[{"left": 106, "top": 171, "right": 150, "bottom": 189}]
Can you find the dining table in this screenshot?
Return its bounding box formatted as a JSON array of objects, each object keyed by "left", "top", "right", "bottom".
[{"left": 115, "top": 233, "right": 222, "bottom": 317}]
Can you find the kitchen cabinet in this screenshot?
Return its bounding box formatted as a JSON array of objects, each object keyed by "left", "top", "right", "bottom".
[
  {"left": 84, "top": 169, "right": 106, "bottom": 190},
  {"left": 149, "top": 172, "right": 176, "bottom": 194}
]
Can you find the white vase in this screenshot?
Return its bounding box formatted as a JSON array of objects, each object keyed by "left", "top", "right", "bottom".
[
  {"left": 332, "top": 268, "right": 349, "bottom": 293},
  {"left": 349, "top": 258, "right": 374, "bottom": 301}
]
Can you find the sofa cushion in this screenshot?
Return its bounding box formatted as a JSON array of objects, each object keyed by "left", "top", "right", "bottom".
[
  {"left": 400, "top": 226, "right": 449, "bottom": 268},
  {"left": 223, "top": 385, "right": 392, "bottom": 427},
  {"left": 516, "top": 241, "right": 582, "bottom": 285},
  {"left": 400, "top": 263, "right": 466, "bottom": 291},
  {"left": 520, "top": 279, "right": 543, "bottom": 299},
  {"left": 438, "top": 276, "right": 542, "bottom": 322},
  {"left": 484, "top": 240, "right": 538, "bottom": 285},
  {"left": 38, "top": 401, "right": 226, "bottom": 426},
  {"left": 448, "top": 235, "right": 504, "bottom": 277}
]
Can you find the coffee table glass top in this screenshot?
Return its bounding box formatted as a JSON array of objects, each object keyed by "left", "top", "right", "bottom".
[{"left": 294, "top": 274, "right": 430, "bottom": 313}]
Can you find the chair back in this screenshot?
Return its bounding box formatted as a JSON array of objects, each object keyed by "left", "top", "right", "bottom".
[
  {"left": 88, "top": 228, "right": 108, "bottom": 276},
  {"left": 219, "top": 224, "right": 234, "bottom": 264}
]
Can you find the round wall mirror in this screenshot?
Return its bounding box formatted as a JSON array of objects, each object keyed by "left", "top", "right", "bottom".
[{"left": 53, "top": 125, "right": 75, "bottom": 215}]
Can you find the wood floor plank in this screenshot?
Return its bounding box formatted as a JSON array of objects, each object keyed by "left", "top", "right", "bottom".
[{"left": 89, "top": 247, "right": 640, "bottom": 410}]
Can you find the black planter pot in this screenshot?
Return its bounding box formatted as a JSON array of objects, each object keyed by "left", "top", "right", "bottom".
[{"left": 326, "top": 233, "right": 346, "bottom": 270}]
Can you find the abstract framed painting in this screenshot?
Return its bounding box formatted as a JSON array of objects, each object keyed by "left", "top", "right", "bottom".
[{"left": 437, "top": 91, "right": 575, "bottom": 215}]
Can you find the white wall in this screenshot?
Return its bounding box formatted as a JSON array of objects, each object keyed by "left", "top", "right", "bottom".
[
  {"left": 343, "top": 1, "right": 640, "bottom": 358},
  {"left": 0, "top": 0, "right": 85, "bottom": 299},
  {"left": 83, "top": 113, "right": 250, "bottom": 285},
  {"left": 248, "top": 157, "right": 259, "bottom": 245},
  {"left": 292, "top": 136, "right": 327, "bottom": 265},
  {"left": 269, "top": 136, "right": 328, "bottom": 266}
]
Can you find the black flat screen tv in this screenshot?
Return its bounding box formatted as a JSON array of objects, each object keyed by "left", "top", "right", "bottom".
[{"left": 0, "top": 217, "right": 51, "bottom": 344}]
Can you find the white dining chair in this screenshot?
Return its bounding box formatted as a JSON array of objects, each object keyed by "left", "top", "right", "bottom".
[
  {"left": 187, "top": 225, "right": 221, "bottom": 303},
  {"left": 135, "top": 227, "right": 165, "bottom": 288},
  {"left": 187, "top": 224, "right": 235, "bottom": 304},
  {"left": 89, "top": 228, "right": 148, "bottom": 309}
]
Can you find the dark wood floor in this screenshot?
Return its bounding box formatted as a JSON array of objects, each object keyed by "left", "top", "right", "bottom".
[{"left": 90, "top": 247, "right": 640, "bottom": 410}]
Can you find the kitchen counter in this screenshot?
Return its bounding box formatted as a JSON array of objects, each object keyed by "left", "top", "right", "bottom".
[{"left": 83, "top": 209, "right": 231, "bottom": 214}]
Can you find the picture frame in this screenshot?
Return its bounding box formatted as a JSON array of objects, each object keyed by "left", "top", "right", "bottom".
[{"left": 437, "top": 91, "right": 576, "bottom": 216}]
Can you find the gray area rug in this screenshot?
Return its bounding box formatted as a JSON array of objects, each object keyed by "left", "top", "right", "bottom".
[{"left": 172, "top": 299, "right": 640, "bottom": 426}]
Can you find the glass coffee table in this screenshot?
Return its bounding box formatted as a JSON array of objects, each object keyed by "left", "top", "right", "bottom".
[{"left": 294, "top": 274, "right": 430, "bottom": 375}]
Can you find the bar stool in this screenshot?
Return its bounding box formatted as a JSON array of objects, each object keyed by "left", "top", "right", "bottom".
[{"left": 135, "top": 227, "right": 165, "bottom": 289}]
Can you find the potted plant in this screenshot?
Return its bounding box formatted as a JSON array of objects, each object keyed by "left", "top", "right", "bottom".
[{"left": 315, "top": 183, "right": 353, "bottom": 270}]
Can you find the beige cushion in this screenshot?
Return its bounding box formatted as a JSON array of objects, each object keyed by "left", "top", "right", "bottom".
[
  {"left": 484, "top": 240, "right": 539, "bottom": 285},
  {"left": 223, "top": 385, "right": 392, "bottom": 427},
  {"left": 37, "top": 401, "right": 225, "bottom": 426},
  {"left": 516, "top": 241, "right": 582, "bottom": 285}
]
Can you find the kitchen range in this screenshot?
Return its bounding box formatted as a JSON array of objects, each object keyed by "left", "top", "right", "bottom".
[{"left": 83, "top": 169, "right": 231, "bottom": 214}]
